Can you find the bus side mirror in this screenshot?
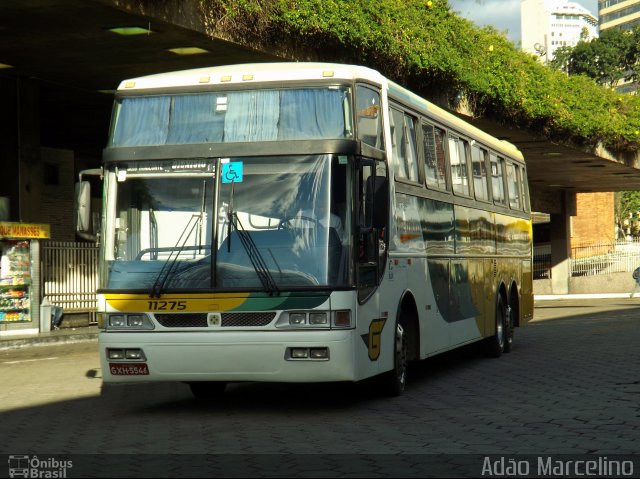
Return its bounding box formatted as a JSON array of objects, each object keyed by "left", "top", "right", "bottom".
[
  {"left": 75, "top": 181, "right": 91, "bottom": 233},
  {"left": 74, "top": 168, "right": 102, "bottom": 242}
]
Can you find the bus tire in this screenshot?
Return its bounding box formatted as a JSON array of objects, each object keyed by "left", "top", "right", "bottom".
[
  {"left": 188, "top": 381, "right": 227, "bottom": 400},
  {"left": 379, "top": 317, "right": 408, "bottom": 397},
  {"left": 484, "top": 295, "right": 506, "bottom": 358},
  {"left": 504, "top": 303, "right": 514, "bottom": 353}
]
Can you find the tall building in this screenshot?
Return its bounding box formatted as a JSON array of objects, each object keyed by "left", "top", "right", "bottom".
[
  {"left": 521, "top": 0, "right": 599, "bottom": 63},
  {"left": 599, "top": 0, "right": 640, "bottom": 93},
  {"left": 599, "top": 0, "right": 640, "bottom": 31}
]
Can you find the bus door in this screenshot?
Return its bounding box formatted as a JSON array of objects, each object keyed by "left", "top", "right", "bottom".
[{"left": 356, "top": 158, "right": 390, "bottom": 374}]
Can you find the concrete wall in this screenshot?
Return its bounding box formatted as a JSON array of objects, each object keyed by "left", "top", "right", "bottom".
[{"left": 534, "top": 271, "right": 636, "bottom": 295}]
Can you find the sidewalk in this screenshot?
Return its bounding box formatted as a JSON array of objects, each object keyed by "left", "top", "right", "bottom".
[
  {"left": 0, "top": 325, "right": 99, "bottom": 350},
  {"left": 535, "top": 292, "right": 638, "bottom": 300}
]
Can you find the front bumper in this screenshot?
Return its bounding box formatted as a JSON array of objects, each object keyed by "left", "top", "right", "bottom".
[{"left": 99, "top": 329, "right": 357, "bottom": 383}]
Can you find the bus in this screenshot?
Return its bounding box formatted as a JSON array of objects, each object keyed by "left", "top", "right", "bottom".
[{"left": 79, "top": 62, "right": 533, "bottom": 398}]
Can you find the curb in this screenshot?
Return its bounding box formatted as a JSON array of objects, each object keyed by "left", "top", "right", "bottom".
[
  {"left": 535, "top": 293, "right": 636, "bottom": 300},
  {"left": 0, "top": 330, "right": 99, "bottom": 351}
]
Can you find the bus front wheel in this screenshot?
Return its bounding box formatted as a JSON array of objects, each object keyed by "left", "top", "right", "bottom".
[{"left": 379, "top": 317, "right": 408, "bottom": 396}]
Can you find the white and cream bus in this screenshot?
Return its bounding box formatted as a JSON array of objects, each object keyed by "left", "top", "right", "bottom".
[{"left": 81, "top": 63, "right": 533, "bottom": 398}]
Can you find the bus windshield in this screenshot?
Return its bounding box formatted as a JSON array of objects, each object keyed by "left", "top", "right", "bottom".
[
  {"left": 110, "top": 87, "right": 352, "bottom": 146},
  {"left": 104, "top": 155, "right": 351, "bottom": 292}
]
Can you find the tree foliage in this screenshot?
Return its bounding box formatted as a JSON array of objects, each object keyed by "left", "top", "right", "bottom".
[
  {"left": 615, "top": 191, "right": 640, "bottom": 235},
  {"left": 552, "top": 27, "right": 640, "bottom": 88},
  {"left": 198, "top": 0, "right": 640, "bottom": 152}
]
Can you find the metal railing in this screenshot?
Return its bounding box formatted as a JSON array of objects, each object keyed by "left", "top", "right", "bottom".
[
  {"left": 534, "top": 244, "right": 551, "bottom": 279},
  {"left": 40, "top": 241, "right": 99, "bottom": 323},
  {"left": 533, "top": 239, "right": 640, "bottom": 279},
  {"left": 571, "top": 239, "right": 640, "bottom": 277}
]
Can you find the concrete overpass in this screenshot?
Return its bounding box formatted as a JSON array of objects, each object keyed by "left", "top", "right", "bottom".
[{"left": 2, "top": 0, "right": 639, "bottom": 293}]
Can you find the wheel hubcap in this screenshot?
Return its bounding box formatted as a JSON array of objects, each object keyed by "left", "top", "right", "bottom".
[
  {"left": 396, "top": 323, "right": 407, "bottom": 388},
  {"left": 497, "top": 309, "right": 505, "bottom": 349}
]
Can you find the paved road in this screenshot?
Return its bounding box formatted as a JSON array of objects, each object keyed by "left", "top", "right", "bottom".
[{"left": 0, "top": 299, "right": 639, "bottom": 477}]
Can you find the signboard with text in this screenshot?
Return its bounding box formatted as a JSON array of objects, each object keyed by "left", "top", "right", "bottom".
[{"left": 0, "top": 222, "right": 51, "bottom": 239}]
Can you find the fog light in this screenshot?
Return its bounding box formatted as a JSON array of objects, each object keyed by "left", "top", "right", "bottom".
[
  {"left": 291, "top": 348, "right": 309, "bottom": 359},
  {"left": 309, "top": 312, "right": 328, "bottom": 325},
  {"left": 107, "top": 349, "right": 125, "bottom": 360},
  {"left": 310, "top": 348, "right": 329, "bottom": 359},
  {"left": 125, "top": 349, "right": 144, "bottom": 360},
  {"left": 290, "top": 313, "right": 306, "bottom": 325}
]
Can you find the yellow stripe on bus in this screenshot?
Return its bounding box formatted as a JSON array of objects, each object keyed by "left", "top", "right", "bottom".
[{"left": 104, "top": 293, "right": 250, "bottom": 313}]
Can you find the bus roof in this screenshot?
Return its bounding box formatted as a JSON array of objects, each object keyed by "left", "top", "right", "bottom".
[
  {"left": 387, "top": 80, "right": 524, "bottom": 162},
  {"left": 116, "top": 62, "right": 386, "bottom": 91},
  {"left": 116, "top": 62, "right": 523, "bottom": 162}
]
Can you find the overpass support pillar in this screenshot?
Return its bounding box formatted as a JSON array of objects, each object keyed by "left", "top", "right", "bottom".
[{"left": 549, "top": 192, "right": 576, "bottom": 295}]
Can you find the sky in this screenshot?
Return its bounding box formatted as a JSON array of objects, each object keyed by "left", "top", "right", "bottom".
[{"left": 448, "top": 0, "right": 598, "bottom": 45}]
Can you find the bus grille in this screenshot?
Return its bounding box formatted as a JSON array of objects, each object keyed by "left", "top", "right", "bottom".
[
  {"left": 221, "top": 312, "right": 276, "bottom": 327},
  {"left": 156, "top": 313, "right": 208, "bottom": 328},
  {"left": 154, "top": 312, "right": 276, "bottom": 327}
]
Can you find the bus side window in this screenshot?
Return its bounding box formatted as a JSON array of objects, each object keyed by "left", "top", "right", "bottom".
[
  {"left": 490, "top": 153, "right": 506, "bottom": 205},
  {"left": 404, "top": 114, "right": 419, "bottom": 182},
  {"left": 423, "top": 122, "right": 448, "bottom": 190},
  {"left": 449, "top": 136, "right": 470, "bottom": 196},
  {"left": 390, "top": 107, "right": 418, "bottom": 182},
  {"left": 471, "top": 144, "right": 489, "bottom": 201},
  {"left": 519, "top": 166, "right": 530, "bottom": 211},
  {"left": 507, "top": 163, "right": 521, "bottom": 210},
  {"left": 356, "top": 85, "right": 383, "bottom": 149}
]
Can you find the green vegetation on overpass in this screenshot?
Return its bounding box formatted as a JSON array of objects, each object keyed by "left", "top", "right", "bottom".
[{"left": 199, "top": 0, "right": 640, "bottom": 154}]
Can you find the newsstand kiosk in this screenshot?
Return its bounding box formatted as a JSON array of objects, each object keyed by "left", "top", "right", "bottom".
[{"left": 0, "top": 222, "right": 50, "bottom": 337}]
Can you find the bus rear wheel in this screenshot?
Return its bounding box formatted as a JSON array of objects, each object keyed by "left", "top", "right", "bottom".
[
  {"left": 188, "top": 381, "right": 227, "bottom": 400},
  {"left": 504, "top": 303, "right": 514, "bottom": 353},
  {"left": 484, "top": 295, "right": 506, "bottom": 358}
]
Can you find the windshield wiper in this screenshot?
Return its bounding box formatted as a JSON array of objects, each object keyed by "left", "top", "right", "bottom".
[
  {"left": 226, "top": 179, "right": 279, "bottom": 296},
  {"left": 149, "top": 214, "right": 202, "bottom": 298},
  {"left": 228, "top": 212, "right": 279, "bottom": 296}
]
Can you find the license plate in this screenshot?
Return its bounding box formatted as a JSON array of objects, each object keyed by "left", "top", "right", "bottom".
[{"left": 109, "top": 363, "right": 149, "bottom": 376}]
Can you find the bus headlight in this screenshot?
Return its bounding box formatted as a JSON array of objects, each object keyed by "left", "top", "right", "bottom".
[
  {"left": 309, "top": 312, "right": 328, "bottom": 325},
  {"left": 106, "top": 313, "right": 155, "bottom": 330},
  {"left": 109, "top": 315, "right": 126, "bottom": 327},
  {"left": 127, "top": 315, "right": 146, "bottom": 327},
  {"left": 289, "top": 313, "right": 307, "bottom": 325},
  {"left": 276, "top": 311, "right": 331, "bottom": 329}
]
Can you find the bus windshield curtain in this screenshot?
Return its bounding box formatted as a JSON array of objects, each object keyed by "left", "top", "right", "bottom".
[
  {"left": 112, "top": 89, "right": 347, "bottom": 146},
  {"left": 113, "top": 96, "right": 170, "bottom": 146},
  {"left": 224, "top": 91, "right": 280, "bottom": 141},
  {"left": 168, "top": 94, "right": 224, "bottom": 143},
  {"left": 277, "top": 89, "right": 345, "bottom": 139}
]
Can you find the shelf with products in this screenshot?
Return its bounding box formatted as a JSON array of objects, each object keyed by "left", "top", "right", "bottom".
[
  {"left": 0, "top": 311, "right": 30, "bottom": 322},
  {"left": 0, "top": 240, "right": 33, "bottom": 323},
  {"left": 0, "top": 282, "right": 30, "bottom": 290},
  {"left": 0, "top": 296, "right": 30, "bottom": 310}
]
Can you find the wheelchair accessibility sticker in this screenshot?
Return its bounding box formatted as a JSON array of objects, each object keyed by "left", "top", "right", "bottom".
[{"left": 221, "top": 161, "right": 243, "bottom": 183}]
